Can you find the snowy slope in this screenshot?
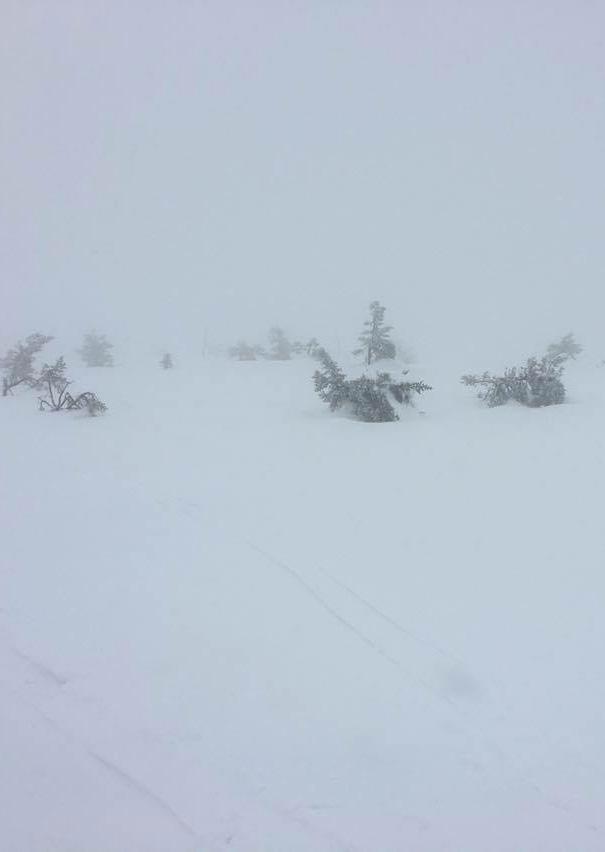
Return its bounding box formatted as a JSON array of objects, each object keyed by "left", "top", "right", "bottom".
[{"left": 1, "top": 357, "right": 604, "bottom": 851}]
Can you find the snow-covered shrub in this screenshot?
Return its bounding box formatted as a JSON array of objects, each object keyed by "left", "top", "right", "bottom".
[
  {"left": 36, "top": 358, "right": 107, "bottom": 415},
  {"left": 462, "top": 355, "right": 566, "bottom": 408},
  {"left": 268, "top": 327, "right": 292, "bottom": 360},
  {"left": 229, "top": 341, "right": 263, "bottom": 361},
  {"left": 546, "top": 332, "right": 582, "bottom": 362},
  {"left": 1, "top": 333, "right": 53, "bottom": 396},
  {"left": 522, "top": 356, "right": 567, "bottom": 406},
  {"left": 353, "top": 301, "right": 396, "bottom": 365},
  {"left": 314, "top": 348, "right": 431, "bottom": 422},
  {"left": 347, "top": 374, "right": 398, "bottom": 422},
  {"left": 78, "top": 331, "right": 114, "bottom": 367}
]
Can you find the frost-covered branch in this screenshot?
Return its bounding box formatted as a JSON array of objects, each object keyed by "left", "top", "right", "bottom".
[
  {"left": 314, "top": 348, "right": 431, "bottom": 422},
  {"left": 36, "top": 358, "right": 107, "bottom": 416},
  {"left": 462, "top": 355, "right": 566, "bottom": 408},
  {"left": 1, "top": 333, "right": 53, "bottom": 396}
]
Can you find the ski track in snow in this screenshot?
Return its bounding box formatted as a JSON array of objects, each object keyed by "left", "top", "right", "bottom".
[
  {"left": 9, "top": 644, "right": 70, "bottom": 687},
  {"left": 85, "top": 751, "right": 203, "bottom": 844},
  {"left": 3, "top": 645, "right": 206, "bottom": 850},
  {"left": 245, "top": 537, "right": 603, "bottom": 841},
  {"left": 3, "top": 360, "right": 605, "bottom": 850},
  {"left": 316, "top": 561, "right": 467, "bottom": 667},
  {"left": 245, "top": 539, "right": 458, "bottom": 708},
  {"left": 2, "top": 620, "right": 362, "bottom": 852}
]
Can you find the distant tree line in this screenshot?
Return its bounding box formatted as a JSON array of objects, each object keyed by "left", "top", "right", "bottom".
[
  {"left": 0, "top": 321, "right": 586, "bottom": 425},
  {"left": 229, "top": 328, "right": 321, "bottom": 362}
]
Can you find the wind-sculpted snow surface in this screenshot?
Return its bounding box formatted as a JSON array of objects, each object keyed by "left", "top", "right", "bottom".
[{"left": 1, "top": 358, "right": 604, "bottom": 850}]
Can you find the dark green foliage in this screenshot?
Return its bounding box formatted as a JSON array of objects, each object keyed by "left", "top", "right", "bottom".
[
  {"left": 546, "top": 332, "right": 582, "bottom": 361},
  {"left": 314, "top": 348, "right": 432, "bottom": 422},
  {"left": 354, "top": 301, "right": 396, "bottom": 365},
  {"left": 461, "top": 368, "right": 519, "bottom": 408},
  {"left": 347, "top": 374, "right": 397, "bottom": 422},
  {"left": 389, "top": 377, "right": 433, "bottom": 404},
  {"left": 523, "top": 356, "right": 566, "bottom": 406},
  {"left": 462, "top": 355, "right": 566, "bottom": 408},
  {"left": 1, "top": 333, "right": 53, "bottom": 396},
  {"left": 313, "top": 348, "right": 349, "bottom": 411}
]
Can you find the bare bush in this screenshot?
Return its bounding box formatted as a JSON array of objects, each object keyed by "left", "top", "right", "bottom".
[{"left": 37, "top": 358, "right": 107, "bottom": 415}]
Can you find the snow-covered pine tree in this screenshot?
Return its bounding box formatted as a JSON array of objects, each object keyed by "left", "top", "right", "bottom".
[
  {"left": 546, "top": 332, "right": 583, "bottom": 361},
  {"left": 389, "top": 375, "right": 433, "bottom": 405},
  {"left": 461, "top": 368, "right": 519, "bottom": 408},
  {"left": 313, "top": 348, "right": 349, "bottom": 411},
  {"left": 1, "top": 333, "right": 53, "bottom": 396},
  {"left": 160, "top": 353, "right": 174, "bottom": 369},
  {"left": 462, "top": 354, "right": 566, "bottom": 408},
  {"left": 347, "top": 374, "right": 397, "bottom": 422},
  {"left": 78, "top": 332, "right": 114, "bottom": 367},
  {"left": 353, "top": 301, "right": 396, "bottom": 365},
  {"left": 268, "top": 327, "right": 292, "bottom": 360},
  {"left": 314, "top": 349, "right": 431, "bottom": 422},
  {"left": 523, "top": 355, "right": 566, "bottom": 406}
]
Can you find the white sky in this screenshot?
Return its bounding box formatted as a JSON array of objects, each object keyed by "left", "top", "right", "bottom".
[{"left": 2, "top": 1, "right": 604, "bottom": 362}]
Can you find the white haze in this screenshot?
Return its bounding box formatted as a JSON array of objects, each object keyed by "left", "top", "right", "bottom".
[{"left": 2, "top": 1, "right": 604, "bottom": 363}]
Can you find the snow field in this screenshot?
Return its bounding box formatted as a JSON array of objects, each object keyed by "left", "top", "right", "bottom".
[{"left": 1, "top": 357, "right": 604, "bottom": 850}]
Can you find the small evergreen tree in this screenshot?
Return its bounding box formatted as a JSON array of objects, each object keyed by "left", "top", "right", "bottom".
[
  {"left": 353, "top": 301, "right": 396, "bottom": 365},
  {"left": 1, "top": 333, "right": 53, "bottom": 396},
  {"left": 78, "top": 332, "right": 114, "bottom": 367},
  {"left": 313, "top": 348, "right": 349, "bottom": 411},
  {"left": 314, "top": 348, "right": 431, "bottom": 422},
  {"left": 160, "top": 352, "right": 174, "bottom": 369},
  {"left": 347, "top": 374, "right": 397, "bottom": 422},
  {"left": 546, "top": 332, "right": 583, "bottom": 361},
  {"left": 268, "top": 327, "right": 292, "bottom": 360},
  {"left": 523, "top": 355, "right": 567, "bottom": 406},
  {"left": 462, "top": 354, "right": 566, "bottom": 408}
]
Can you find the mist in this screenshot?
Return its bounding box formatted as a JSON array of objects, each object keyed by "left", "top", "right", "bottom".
[
  {"left": 4, "top": 5, "right": 605, "bottom": 848},
  {"left": 3, "top": 1, "right": 604, "bottom": 365}
]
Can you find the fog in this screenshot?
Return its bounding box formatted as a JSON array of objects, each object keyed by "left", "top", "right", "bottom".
[{"left": 3, "top": 1, "right": 604, "bottom": 364}]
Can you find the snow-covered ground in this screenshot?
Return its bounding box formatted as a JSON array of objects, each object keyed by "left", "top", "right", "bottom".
[{"left": 2, "top": 356, "right": 604, "bottom": 851}]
